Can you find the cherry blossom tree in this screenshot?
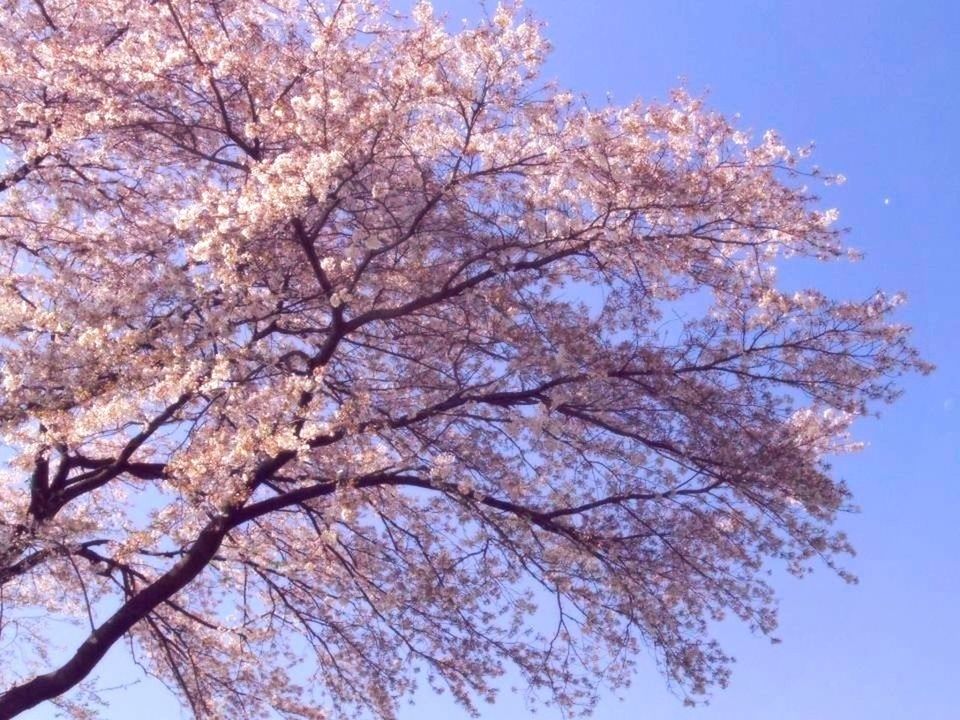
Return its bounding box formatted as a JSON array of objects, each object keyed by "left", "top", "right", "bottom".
[{"left": 0, "top": 1, "right": 929, "bottom": 718}]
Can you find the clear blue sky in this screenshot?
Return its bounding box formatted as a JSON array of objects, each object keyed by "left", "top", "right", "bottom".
[{"left": 19, "top": 1, "right": 960, "bottom": 718}]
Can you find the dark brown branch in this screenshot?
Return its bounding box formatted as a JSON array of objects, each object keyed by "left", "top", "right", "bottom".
[
  {"left": 31, "top": 0, "right": 57, "bottom": 30},
  {"left": 0, "top": 516, "right": 231, "bottom": 719},
  {"left": 53, "top": 393, "right": 191, "bottom": 513},
  {"left": 0, "top": 158, "right": 46, "bottom": 194}
]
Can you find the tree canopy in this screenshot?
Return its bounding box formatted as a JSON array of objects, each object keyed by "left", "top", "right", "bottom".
[{"left": 0, "top": 1, "right": 928, "bottom": 718}]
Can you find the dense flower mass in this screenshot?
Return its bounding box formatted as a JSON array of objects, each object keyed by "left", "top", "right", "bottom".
[{"left": 0, "top": 1, "right": 928, "bottom": 718}]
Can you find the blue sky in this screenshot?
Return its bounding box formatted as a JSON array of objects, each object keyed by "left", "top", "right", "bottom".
[{"left": 17, "top": 1, "right": 960, "bottom": 718}]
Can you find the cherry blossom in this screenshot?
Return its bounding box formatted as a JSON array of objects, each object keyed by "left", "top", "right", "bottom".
[{"left": 0, "top": 1, "right": 929, "bottom": 718}]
